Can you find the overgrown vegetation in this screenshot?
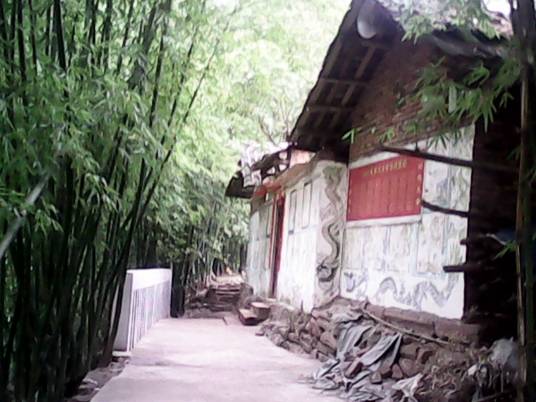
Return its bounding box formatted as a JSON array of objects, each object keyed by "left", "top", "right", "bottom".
[{"left": 0, "top": 0, "right": 346, "bottom": 400}]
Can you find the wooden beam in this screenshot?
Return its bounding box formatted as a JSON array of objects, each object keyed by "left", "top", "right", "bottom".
[
  {"left": 293, "top": 127, "right": 341, "bottom": 139},
  {"left": 321, "top": 2, "right": 363, "bottom": 77},
  {"left": 354, "top": 46, "right": 376, "bottom": 79},
  {"left": 307, "top": 104, "right": 353, "bottom": 113},
  {"left": 444, "top": 262, "right": 484, "bottom": 273},
  {"left": 379, "top": 145, "right": 518, "bottom": 174},
  {"left": 422, "top": 200, "right": 469, "bottom": 218},
  {"left": 359, "top": 37, "right": 391, "bottom": 50}
]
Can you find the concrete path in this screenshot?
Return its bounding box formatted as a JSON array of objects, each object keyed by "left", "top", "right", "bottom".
[{"left": 93, "top": 316, "right": 340, "bottom": 402}]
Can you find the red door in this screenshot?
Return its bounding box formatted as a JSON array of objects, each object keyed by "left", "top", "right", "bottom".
[{"left": 270, "top": 195, "right": 285, "bottom": 297}]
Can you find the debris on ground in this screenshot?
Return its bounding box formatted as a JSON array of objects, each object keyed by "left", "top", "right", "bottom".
[
  {"left": 65, "top": 354, "right": 129, "bottom": 402},
  {"left": 258, "top": 298, "right": 516, "bottom": 402},
  {"left": 239, "top": 301, "right": 272, "bottom": 326},
  {"left": 185, "top": 274, "right": 244, "bottom": 317}
]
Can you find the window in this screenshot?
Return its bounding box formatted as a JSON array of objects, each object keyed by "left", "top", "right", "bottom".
[
  {"left": 288, "top": 190, "right": 297, "bottom": 233},
  {"left": 347, "top": 156, "right": 424, "bottom": 221},
  {"left": 302, "top": 182, "right": 312, "bottom": 228}
]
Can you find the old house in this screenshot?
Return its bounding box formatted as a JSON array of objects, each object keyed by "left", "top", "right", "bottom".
[{"left": 226, "top": 0, "right": 518, "bottom": 342}]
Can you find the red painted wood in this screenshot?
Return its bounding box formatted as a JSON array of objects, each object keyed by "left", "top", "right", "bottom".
[
  {"left": 347, "top": 156, "right": 424, "bottom": 221},
  {"left": 270, "top": 194, "right": 285, "bottom": 297}
]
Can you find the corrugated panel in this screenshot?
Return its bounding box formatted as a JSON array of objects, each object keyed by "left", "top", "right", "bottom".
[{"left": 347, "top": 156, "right": 424, "bottom": 221}]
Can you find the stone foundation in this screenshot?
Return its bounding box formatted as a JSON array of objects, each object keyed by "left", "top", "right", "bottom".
[{"left": 258, "top": 297, "right": 515, "bottom": 402}]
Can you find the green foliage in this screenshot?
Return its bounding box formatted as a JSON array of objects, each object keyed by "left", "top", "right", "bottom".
[
  {"left": 398, "top": 0, "right": 500, "bottom": 40},
  {"left": 0, "top": 0, "right": 347, "bottom": 399},
  {"left": 410, "top": 56, "right": 520, "bottom": 139}
]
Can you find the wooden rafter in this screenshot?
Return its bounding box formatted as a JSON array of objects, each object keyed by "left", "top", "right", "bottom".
[
  {"left": 307, "top": 104, "right": 353, "bottom": 113},
  {"left": 354, "top": 47, "right": 376, "bottom": 80},
  {"left": 319, "top": 77, "right": 368, "bottom": 86},
  {"left": 321, "top": 3, "right": 363, "bottom": 77}
]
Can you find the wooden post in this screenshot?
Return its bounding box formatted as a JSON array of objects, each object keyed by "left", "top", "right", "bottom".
[
  {"left": 511, "top": 1, "right": 536, "bottom": 400},
  {"left": 515, "top": 69, "right": 535, "bottom": 402}
]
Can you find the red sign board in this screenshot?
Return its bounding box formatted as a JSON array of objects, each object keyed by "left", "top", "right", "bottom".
[{"left": 347, "top": 156, "right": 424, "bottom": 221}]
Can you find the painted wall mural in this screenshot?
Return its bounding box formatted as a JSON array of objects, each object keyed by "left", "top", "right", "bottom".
[
  {"left": 341, "top": 127, "right": 474, "bottom": 319},
  {"left": 315, "top": 163, "right": 347, "bottom": 306}
]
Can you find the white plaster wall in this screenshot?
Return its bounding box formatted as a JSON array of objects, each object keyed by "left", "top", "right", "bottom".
[
  {"left": 277, "top": 160, "right": 347, "bottom": 311},
  {"left": 313, "top": 161, "right": 347, "bottom": 306},
  {"left": 245, "top": 202, "right": 273, "bottom": 297},
  {"left": 341, "top": 127, "right": 474, "bottom": 319}
]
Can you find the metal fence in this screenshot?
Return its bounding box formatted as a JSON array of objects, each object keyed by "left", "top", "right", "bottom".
[{"left": 114, "top": 268, "right": 172, "bottom": 351}]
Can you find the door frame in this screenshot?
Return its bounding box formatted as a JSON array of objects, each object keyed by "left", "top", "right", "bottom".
[{"left": 269, "top": 194, "right": 285, "bottom": 297}]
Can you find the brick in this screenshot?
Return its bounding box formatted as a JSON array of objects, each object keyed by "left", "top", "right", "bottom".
[
  {"left": 434, "top": 319, "right": 482, "bottom": 344},
  {"left": 364, "top": 303, "right": 385, "bottom": 320},
  {"left": 349, "top": 41, "right": 438, "bottom": 161},
  {"left": 288, "top": 332, "right": 299, "bottom": 343},
  {"left": 417, "top": 347, "right": 435, "bottom": 365},
  {"left": 299, "top": 337, "right": 313, "bottom": 354},
  {"left": 316, "top": 341, "right": 335, "bottom": 357},
  {"left": 379, "top": 360, "right": 392, "bottom": 378},
  {"left": 382, "top": 307, "right": 436, "bottom": 338},
  {"left": 344, "top": 357, "right": 363, "bottom": 378},
  {"left": 370, "top": 371, "right": 383, "bottom": 384},
  {"left": 319, "top": 331, "right": 338, "bottom": 351},
  {"left": 399, "top": 343, "right": 420, "bottom": 360},
  {"left": 307, "top": 318, "right": 322, "bottom": 339},
  {"left": 399, "top": 358, "right": 422, "bottom": 377},
  {"left": 316, "top": 317, "right": 331, "bottom": 333},
  {"left": 391, "top": 364, "right": 404, "bottom": 380}
]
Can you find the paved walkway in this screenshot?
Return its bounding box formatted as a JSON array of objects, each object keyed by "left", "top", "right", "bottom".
[{"left": 93, "top": 317, "right": 340, "bottom": 402}]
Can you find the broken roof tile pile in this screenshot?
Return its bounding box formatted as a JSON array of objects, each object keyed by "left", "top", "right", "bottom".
[{"left": 258, "top": 299, "right": 516, "bottom": 402}]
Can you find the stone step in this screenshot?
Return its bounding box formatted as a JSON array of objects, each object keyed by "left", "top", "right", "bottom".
[
  {"left": 250, "top": 302, "right": 271, "bottom": 321},
  {"left": 238, "top": 308, "right": 260, "bottom": 326}
]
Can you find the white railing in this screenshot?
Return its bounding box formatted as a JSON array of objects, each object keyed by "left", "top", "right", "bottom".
[{"left": 114, "top": 268, "right": 172, "bottom": 352}]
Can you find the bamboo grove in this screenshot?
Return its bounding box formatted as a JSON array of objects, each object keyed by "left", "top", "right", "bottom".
[
  {"left": 0, "top": 0, "right": 349, "bottom": 398},
  {"left": 0, "top": 0, "right": 244, "bottom": 400}
]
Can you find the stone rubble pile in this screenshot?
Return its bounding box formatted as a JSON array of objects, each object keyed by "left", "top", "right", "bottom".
[{"left": 257, "top": 298, "right": 516, "bottom": 402}]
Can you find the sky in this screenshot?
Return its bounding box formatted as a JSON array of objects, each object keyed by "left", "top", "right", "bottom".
[
  {"left": 211, "top": 0, "right": 511, "bottom": 18},
  {"left": 485, "top": 0, "right": 510, "bottom": 15}
]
